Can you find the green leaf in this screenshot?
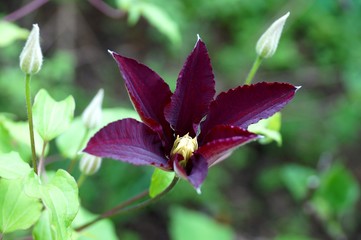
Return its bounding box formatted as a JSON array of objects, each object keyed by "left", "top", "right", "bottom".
[
  {"left": 248, "top": 112, "right": 282, "bottom": 146},
  {"left": 312, "top": 164, "right": 360, "bottom": 216},
  {"left": 35, "top": 169, "right": 79, "bottom": 240},
  {"left": 0, "top": 152, "right": 31, "bottom": 179},
  {"left": 169, "top": 207, "right": 235, "bottom": 240},
  {"left": 140, "top": 3, "right": 181, "bottom": 46},
  {"left": 72, "top": 207, "right": 118, "bottom": 240},
  {"left": 281, "top": 164, "right": 316, "bottom": 201},
  {"left": 0, "top": 177, "right": 42, "bottom": 234},
  {"left": 33, "top": 89, "right": 75, "bottom": 142},
  {"left": 149, "top": 168, "right": 175, "bottom": 198},
  {"left": 0, "top": 21, "right": 29, "bottom": 47},
  {"left": 56, "top": 107, "right": 138, "bottom": 159}
]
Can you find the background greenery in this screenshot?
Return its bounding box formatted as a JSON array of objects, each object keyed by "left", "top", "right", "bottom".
[{"left": 1, "top": 0, "right": 361, "bottom": 239}]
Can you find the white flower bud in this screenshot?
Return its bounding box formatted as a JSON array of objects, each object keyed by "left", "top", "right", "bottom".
[
  {"left": 256, "top": 12, "right": 290, "bottom": 58},
  {"left": 79, "top": 154, "right": 102, "bottom": 175},
  {"left": 82, "top": 89, "right": 104, "bottom": 129},
  {"left": 19, "top": 24, "right": 43, "bottom": 75}
]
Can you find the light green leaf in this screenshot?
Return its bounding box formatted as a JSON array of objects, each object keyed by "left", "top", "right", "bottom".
[
  {"left": 170, "top": 207, "right": 235, "bottom": 240},
  {"left": 72, "top": 207, "right": 118, "bottom": 240},
  {"left": 0, "top": 21, "right": 29, "bottom": 47},
  {"left": 0, "top": 178, "right": 42, "bottom": 234},
  {"left": 248, "top": 112, "right": 282, "bottom": 145},
  {"left": 1, "top": 117, "right": 45, "bottom": 160},
  {"left": 56, "top": 107, "right": 138, "bottom": 159},
  {"left": 281, "top": 164, "right": 316, "bottom": 201},
  {"left": 0, "top": 123, "right": 12, "bottom": 154},
  {"left": 149, "top": 168, "right": 175, "bottom": 198},
  {"left": 312, "top": 164, "right": 360, "bottom": 216},
  {"left": 38, "top": 170, "right": 79, "bottom": 240},
  {"left": 33, "top": 89, "right": 75, "bottom": 142},
  {"left": 32, "top": 210, "right": 53, "bottom": 240},
  {"left": 0, "top": 152, "right": 31, "bottom": 179},
  {"left": 140, "top": 3, "right": 181, "bottom": 46}
]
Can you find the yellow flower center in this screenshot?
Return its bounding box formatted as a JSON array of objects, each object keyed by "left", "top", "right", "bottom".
[{"left": 171, "top": 133, "right": 198, "bottom": 164}]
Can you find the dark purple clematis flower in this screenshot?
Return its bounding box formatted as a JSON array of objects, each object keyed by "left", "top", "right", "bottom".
[{"left": 84, "top": 38, "right": 298, "bottom": 191}]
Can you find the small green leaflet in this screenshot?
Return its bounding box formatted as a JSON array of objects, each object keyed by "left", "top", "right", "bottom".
[
  {"left": 149, "top": 168, "right": 175, "bottom": 198},
  {"left": 33, "top": 89, "right": 75, "bottom": 142},
  {"left": 248, "top": 112, "right": 282, "bottom": 146}
]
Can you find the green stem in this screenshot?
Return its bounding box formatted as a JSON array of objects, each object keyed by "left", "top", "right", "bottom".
[
  {"left": 37, "top": 141, "right": 48, "bottom": 176},
  {"left": 67, "top": 128, "right": 91, "bottom": 173},
  {"left": 244, "top": 55, "right": 263, "bottom": 85},
  {"left": 77, "top": 173, "right": 87, "bottom": 188},
  {"left": 25, "top": 73, "right": 37, "bottom": 173},
  {"left": 75, "top": 176, "right": 179, "bottom": 232}
]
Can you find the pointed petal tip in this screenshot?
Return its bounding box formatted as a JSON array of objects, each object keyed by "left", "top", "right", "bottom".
[
  {"left": 107, "top": 49, "right": 115, "bottom": 56},
  {"left": 197, "top": 34, "right": 202, "bottom": 41},
  {"left": 196, "top": 187, "right": 202, "bottom": 194},
  {"left": 295, "top": 85, "right": 302, "bottom": 91}
]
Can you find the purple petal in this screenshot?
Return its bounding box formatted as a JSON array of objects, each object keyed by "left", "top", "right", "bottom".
[
  {"left": 200, "top": 82, "right": 298, "bottom": 139},
  {"left": 84, "top": 118, "right": 170, "bottom": 169},
  {"left": 173, "top": 153, "right": 208, "bottom": 191},
  {"left": 164, "top": 38, "right": 215, "bottom": 137},
  {"left": 110, "top": 52, "right": 173, "bottom": 146},
  {"left": 197, "top": 125, "right": 259, "bottom": 167}
]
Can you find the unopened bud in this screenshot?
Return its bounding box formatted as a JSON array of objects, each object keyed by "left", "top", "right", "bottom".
[
  {"left": 79, "top": 154, "right": 102, "bottom": 175},
  {"left": 19, "top": 24, "right": 43, "bottom": 74},
  {"left": 256, "top": 12, "right": 290, "bottom": 58},
  {"left": 82, "top": 89, "right": 104, "bottom": 129}
]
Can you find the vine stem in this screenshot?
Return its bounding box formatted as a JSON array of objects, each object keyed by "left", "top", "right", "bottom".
[
  {"left": 67, "top": 128, "right": 91, "bottom": 173},
  {"left": 77, "top": 173, "right": 87, "bottom": 188},
  {"left": 37, "top": 140, "right": 48, "bottom": 176},
  {"left": 25, "top": 74, "right": 37, "bottom": 173},
  {"left": 4, "top": 0, "right": 49, "bottom": 21},
  {"left": 75, "top": 176, "right": 179, "bottom": 232},
  {"left": 244, "top": 55, "right": 263, "bottom": 85}
]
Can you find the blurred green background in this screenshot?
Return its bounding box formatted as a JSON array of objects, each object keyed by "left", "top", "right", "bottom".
[{"left": 1, "top": 0, "right": 361, "bottom": 239}]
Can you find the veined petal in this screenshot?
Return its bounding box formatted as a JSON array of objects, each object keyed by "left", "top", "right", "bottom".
[
  {"left": 173, "top": 153, "right": 208, "bottom": 191},
  {"left": 197, "top": 125, "right": 259, "bottom": 167},
  {"left": 84, "top": 118, "right": 170, "bottom": 169},
  {"left": 110, "top": 51, "right": 173, "bottom": 145},
  {"left": 200, "top": 82, "right": 297, "bottom": 139},
  {"left": 164, "top": 38, "right": 215, "bottom": 137}
]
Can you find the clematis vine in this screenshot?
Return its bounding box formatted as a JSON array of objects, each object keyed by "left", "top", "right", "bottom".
[{"left": 84, "top": 37, "right": 298, "bottom": 191}]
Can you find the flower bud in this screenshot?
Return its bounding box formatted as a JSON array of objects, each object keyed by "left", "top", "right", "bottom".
[
  {"left": 256, "top": 12, "right": 290, "bottom": 58},
  {"left": 79, "top": 154, "right": 102, "bottom": 175},
  {"left": 19, "top": 24, "right": 43, "bottom": 75},
  {"left": 82, "top": 89, "right": 104, "bottom": 129}
]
